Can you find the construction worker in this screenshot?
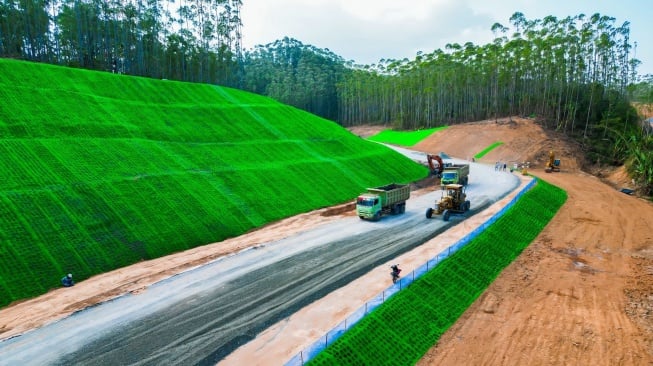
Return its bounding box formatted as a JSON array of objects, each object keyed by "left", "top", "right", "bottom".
[{"left": 61, "top": 273, "right": 74, "bottom": 287}]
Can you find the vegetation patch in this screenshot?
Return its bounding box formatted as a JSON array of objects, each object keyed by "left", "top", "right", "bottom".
[
  {"left": 0, "top": 59, "right": 427, "bottom": 307},
  {"left": 474, "top": 141, "right": 504, "bottom": 159},
  {"left": 308, "top": 178, "right": 567, "bottom": 365},
  {"left": 367, "top": 127, "right": 448, "bottom": 147}
]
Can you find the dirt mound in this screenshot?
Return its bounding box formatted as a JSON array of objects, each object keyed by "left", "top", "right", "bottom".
[
  {"left": 347, "top": 124, "right": 388, "bottom": 138},
  {"left": 414, "top": 117, "right": 586, "bottom": 171},
  {"left": 416, "top": 120, "right": 653, "bottom": 365}
]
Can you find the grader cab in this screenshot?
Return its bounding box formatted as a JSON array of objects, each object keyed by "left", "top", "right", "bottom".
[{"left": 425, "top": 184, "right": 471, "bottom": 221}]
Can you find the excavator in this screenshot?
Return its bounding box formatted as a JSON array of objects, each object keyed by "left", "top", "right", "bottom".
[
  {"left": 545, "top": 150, "right": 561, "bottom": 173},
  {"left": 427, "top": 154, "right": 444, "bottom": 177}
]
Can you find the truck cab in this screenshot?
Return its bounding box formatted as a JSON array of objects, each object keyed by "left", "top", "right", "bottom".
[
  {"left": 356, "top": 194, "right": 381, "bottom": 220},
  {"left": 355, "top": 183, "right": 410, "bottom": 221},
  {"left": 440, "top": 164, "right": 470, "bottom": 185},
  {"left": 440, "top": 170, "right": 460, "bottom": 185}
]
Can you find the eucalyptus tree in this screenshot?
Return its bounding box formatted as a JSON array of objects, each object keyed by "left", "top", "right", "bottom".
[
  {"left": 1, "top": 0, "right": 243, "bottom": 85},
  {"left": 0, "top": 0, "right": 49, "bottom": 59},
  {"left": 20, "top": 0, "right": 50, "bottom": 60},
  {"left": 0, "top": 0, "right": 26, "bottom": 57},
  {"left": 241, "top": 37, "right": 348, "bottom": 121},
  {"left": 490, "top": 22, "right": 508, "bottom": 122},
  {"left": 326, "top": 12, "right": 637, "bottom": 135}
]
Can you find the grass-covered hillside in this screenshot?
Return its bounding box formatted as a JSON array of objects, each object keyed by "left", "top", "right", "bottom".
[
  {"left": 0, "top": 59, "right": 427, "bottom": 307},
  {"left": 367, "top": 127, "right": 447, "bottom": 147}
]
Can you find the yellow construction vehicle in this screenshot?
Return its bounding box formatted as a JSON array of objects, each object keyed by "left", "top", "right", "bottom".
[
  {"left": 545, "top": 150, "right": 560, "bottom": 173},
  {"left": 425, "top": 184, "right": 470, "bottom": 221}
]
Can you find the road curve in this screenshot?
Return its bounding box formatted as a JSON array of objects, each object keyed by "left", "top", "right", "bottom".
[{"left": 0, "top": 160, "right": 518, "bottom": 365}]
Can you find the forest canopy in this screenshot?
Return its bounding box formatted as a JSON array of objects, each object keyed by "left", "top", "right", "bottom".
[
  {"left": 0, "top": 0, "right": 244, "bottom": 85},
  {"left": 1, "top": 4, "right": 651, "bottom": 193}
]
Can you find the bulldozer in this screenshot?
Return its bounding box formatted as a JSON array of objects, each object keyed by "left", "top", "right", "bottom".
[
  {"left": 545, "top": 150, "right": 561, "bottom": 173},
  {"left": 425, "top": 184, "right": 470, "bottom": 221}
]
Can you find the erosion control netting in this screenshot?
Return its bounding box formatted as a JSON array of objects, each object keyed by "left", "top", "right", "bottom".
[
  {"left": 0, "top": 59, "right": 427, "bottom": 307},
  {"left": 474, "top": 141, "right": 504, "bottom": 159},
  {"left": 307, "top": 178, "right": 567, "bottom": 366},
  {"left": 367, "top": 127, "right": 448, "bottom": 147}
]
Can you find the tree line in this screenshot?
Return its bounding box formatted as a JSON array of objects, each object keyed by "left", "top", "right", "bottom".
[
  {"left": 0, "top": 0, "right": 243, "bottom": 85},
  {"left": 1, "top": 6, "right": 651, "bottom": 194},
  {"left": 236, "top": 13, "right": 651, "bottom": 195}
]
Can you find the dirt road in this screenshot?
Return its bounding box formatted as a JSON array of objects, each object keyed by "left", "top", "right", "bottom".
[{"left": 223, "top": 173, "right": 533, "bottom": 365}]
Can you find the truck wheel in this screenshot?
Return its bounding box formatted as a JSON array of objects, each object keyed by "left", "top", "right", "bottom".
[
  {"left": 443, "top": 209, "right": 451, "bottom": 221},
  {"left": 400, "top": 203, "right": 406, "bottom": 214},
  {"left": 426, "top": 207, "right": 433, "bottom": 218},
  {"left": 359, "top": 216, "right": 365, "bottom": 220},
  {"left": 465, "top": 200, "right": 471, "bottom": 211},
  {"left": 373, "top": 212, "right": 381, "bottom": 221}
]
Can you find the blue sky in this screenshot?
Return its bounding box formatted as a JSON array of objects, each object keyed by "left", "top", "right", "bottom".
[{"left": 240, "top": 0, "right": 652, "bottom": 77}]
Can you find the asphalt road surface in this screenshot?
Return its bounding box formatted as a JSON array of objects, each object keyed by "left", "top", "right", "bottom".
[{"left": 0, "top": 157, "right": 518, "bottom": 366}]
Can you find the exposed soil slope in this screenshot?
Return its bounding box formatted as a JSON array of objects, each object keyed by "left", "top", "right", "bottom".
[
  {"left": 417, "top": 118, "right": 653, "bottom": 365},
  {"left": 413, "top": 117, "right": 585, "bottom": 171}
]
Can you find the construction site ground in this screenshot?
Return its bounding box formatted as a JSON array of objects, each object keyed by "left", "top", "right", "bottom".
[{"left": 1, "top": 117, "right": 652, "bottom": 365}]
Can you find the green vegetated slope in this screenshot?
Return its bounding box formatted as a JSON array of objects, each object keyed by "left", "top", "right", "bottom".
[
  {"left": 308, "top": 178, "right": 567, "bottom": 366},
  {"left": 367, "top": 127, "right": 448, "bottom": 146},
  {"left": 0, "top": 59, "right": 427, "bottom": 307},
  {"left": 474, "top": 141, "right": 504, "bottom": 159}
]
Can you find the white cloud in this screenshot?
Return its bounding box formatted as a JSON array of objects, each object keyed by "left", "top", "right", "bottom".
[
  {"left": 335, "top": 0, "right": 451, "bottom": 23},
  {"left": 240, "top": 0, "right": 652, "bottom": 74}
]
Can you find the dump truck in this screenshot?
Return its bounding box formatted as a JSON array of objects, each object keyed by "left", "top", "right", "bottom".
[
  {"left": 440, "top": 164, "right": 470, "bottom": 185},
  {"left": 425, "top": 184, "right": 470, "bottom": 221},
  {"left": 356, "top": 183, "right": 410, "bottom": 221}
]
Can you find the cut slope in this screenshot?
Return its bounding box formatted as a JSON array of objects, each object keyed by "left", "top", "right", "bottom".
[
  {"left": 0, "top": 59, "right": 427, "bottom": 307},
  {"left": 420, "top": 171, "right": 653, "bottom": 366},
  {"left": 414, "top": 118, "right": 653, "bottom": 365},
  {"left": 413, "top": 117, "right": 585, "bottom": 171}
]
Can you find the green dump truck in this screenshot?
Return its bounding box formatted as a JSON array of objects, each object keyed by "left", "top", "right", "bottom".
[
  {"left": 356, "top": 183, "right": 410, "bottom": 221},
  {"left": 440, "top": 164, "right": 470, "bottom": 185}
]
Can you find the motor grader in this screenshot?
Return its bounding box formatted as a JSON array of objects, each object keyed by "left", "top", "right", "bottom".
[{"left": 425, "top": 184, "right": 471, "bottom": 221}]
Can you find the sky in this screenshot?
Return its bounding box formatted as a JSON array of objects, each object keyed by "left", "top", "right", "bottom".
[{"left": 240, "top": 0, "right": 653, "bottom": 77}]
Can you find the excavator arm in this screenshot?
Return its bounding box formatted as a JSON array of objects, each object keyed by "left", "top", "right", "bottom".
[{"left": 427, "top": 154, "right": 444, "bottom": 177}]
